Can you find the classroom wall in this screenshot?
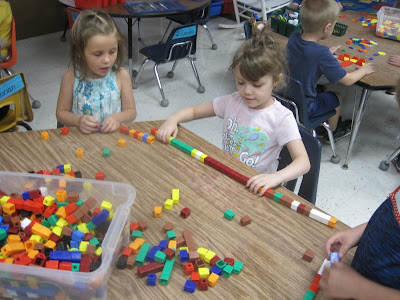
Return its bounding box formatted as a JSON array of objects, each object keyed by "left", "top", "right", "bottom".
[{"left": 9, "top": 0, "right": 66, "bottom": 40}]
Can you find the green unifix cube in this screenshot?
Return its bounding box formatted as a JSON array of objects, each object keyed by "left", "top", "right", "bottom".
[
  {"left": 131, "top": 230, "right": 143, "bottom": 240},
  {"left": 224, "top": 209, "right": 235, "bottom": 220},
  {"left": 154, "top": 251, "right": 167, "bottom": 263}
]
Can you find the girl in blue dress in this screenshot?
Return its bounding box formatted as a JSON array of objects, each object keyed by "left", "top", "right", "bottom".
[{"left": 56, "top": 10, "right": 136, "bottom": 133}]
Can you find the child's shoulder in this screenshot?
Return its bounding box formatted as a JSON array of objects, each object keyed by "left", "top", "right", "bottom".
[
  {"left": 115, "top": 67, "right": 130, "bottom": 80},
  {"left": 62, "top": 67, "right": 76, "bottom": 82}
]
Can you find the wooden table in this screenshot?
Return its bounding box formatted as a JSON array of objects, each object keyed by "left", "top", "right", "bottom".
[
  {"left": 58, "top": 0, "right": 210, "bottom": 79},
  {"left": 271, "top": 10, "right": 400, "bottom": 169},
  {"left": 0, "top": 121, "right": 354, "bottom": 299}
]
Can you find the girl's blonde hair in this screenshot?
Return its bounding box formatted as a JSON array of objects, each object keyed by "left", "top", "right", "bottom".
[
  {"left": 70, "top": 9, "right": 126, "bottom": 79},
  {"left": 230, "top": 27, "right": 286, "bottom": 89}
]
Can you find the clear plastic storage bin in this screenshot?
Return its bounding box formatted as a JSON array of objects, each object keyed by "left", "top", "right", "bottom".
[
  {"left": 0, "top": 171, "right": 135, "bottom": 300},
  {"left": 376, "top": 6, "right": 400, "bottom": 41}
]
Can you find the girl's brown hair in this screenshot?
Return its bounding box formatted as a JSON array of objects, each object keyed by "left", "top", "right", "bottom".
[
  {"left": 230, "top": 26, "right": 286, "bottom": 89},
  {"left": 70, "top": 9, "right": 126, "bottom": 79}
]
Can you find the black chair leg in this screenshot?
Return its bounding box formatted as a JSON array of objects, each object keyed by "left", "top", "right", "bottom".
[{"left": 60, "top": 20, "right": 69, "bottom": 42}]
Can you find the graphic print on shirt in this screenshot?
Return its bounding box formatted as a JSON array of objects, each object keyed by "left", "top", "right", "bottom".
[{"left": 222, "top": 116, "right": 269, "bottom": 168}]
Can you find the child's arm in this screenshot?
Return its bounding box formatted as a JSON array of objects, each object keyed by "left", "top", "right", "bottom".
[
  {"left": 56, "top": 68, "right": 100, "bottom": 133},
  {"left": 339, "top": 63, "right": 375, "bottom": 86},
  {"left": 323, "top": 222, "right": 367, "bottom": 260},
  {"left": 320, "top": 261, "right": 400, "bottom": 300},
  {"left": 102, "top": 68, "right": 137, "bottom": 133},
  {"left": 246, "top": 138, "right": 310, "bottom": 195},
  {"left": 157, "top": 102, "right": 216, "bottom": 143}
]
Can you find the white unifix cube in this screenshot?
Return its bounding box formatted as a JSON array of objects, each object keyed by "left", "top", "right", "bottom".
[
  {"left": 21, "top": 218, "right": 32, "bottom": 230},
  {"left": 290, "top": 200, "right": 300, "bottom": 211},
  {"left": 309, "top": 209, "right": 330, "bottom": 225},
  {"left": 195, "top": 151, "right": 204, "bottom": 160},
  {"left": 318, "top": 259, "right": 331, "bottom": 275},
  {"left": 39, "top": 186, "right": 48, "bottom": 197}
]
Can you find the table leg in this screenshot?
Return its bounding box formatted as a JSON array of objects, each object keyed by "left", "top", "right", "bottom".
[
  {"left": 342, "top": 87, "right": 371, "bottom": 170},
  {"left": 128, "top": 17, "right": 133, "bottom": 80}
]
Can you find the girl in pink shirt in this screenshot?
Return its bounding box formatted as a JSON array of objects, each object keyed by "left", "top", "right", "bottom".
[{"left": 157, "top": 27, "right": 310, "bottom": 195}]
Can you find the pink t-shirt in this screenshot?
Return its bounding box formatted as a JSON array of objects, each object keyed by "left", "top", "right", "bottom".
[{"left": 213, "top": 91, "right": 301, "bottom": 174}]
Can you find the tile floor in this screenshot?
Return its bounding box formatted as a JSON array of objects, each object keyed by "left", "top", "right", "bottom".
[{"left": 11, "top": 15, "right": 399, "bottom": 228}]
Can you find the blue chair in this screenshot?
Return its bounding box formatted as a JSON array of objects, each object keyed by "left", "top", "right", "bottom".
[
  {"left": 161, "top": 5, "right": 217, "bottom": 50},
  {"left": 274, "top": 76, "right": 341, "bottom": 164},
  {"left": 277, "top": 127, "right": 322, "bottom": 205},
  {"left": 132, "top": 23, "right": 205, "bottom": 107}
]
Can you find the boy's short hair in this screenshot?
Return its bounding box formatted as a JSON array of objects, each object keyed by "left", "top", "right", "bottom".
[{"left": 300, "top": 0, "right": 340, "bottom": 33}]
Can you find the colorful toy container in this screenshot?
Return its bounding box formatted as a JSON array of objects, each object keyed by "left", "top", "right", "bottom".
[
  {"left": 376, "top": 6, "right": 400, "bottom": 41},
  {"left": 0, "top": 171, "right": 135, "bottom": 300}
]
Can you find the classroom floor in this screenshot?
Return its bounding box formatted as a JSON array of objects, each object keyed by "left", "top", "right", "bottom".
[{"left": 12, "top": 15, "right": 399, "bottom": 228}]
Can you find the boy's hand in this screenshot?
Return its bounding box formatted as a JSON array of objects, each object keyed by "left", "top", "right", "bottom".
[
  {"left": 330, "top": 45, "right": 341, "bottom": 57},
  {"left": 101, "top": 114, "right": 120, "bottom": 133},
  {"left": 157, "top": 119, "right": 178, "bottom": 143},
  {"left": 323, "top": 229, "right": 359, "bottom": 260},
  {"left": 357, "top": 63, "right": 374, "bottom": 76},
  {"left": 246, "top": 174, "right": 282, "bottom": 196},
  {"left": 79, "top": 115, "right": 101, "bottom": 134},
  {"left": 320, "top": 262, "right": 360, "bottom": 299}
]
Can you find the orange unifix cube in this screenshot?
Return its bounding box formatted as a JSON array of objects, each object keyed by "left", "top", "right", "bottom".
[
  {"left": 2, "top": 202, "right": 15, "bottom": 215},
  {"left": 56, "top": 190, "right": 67, "bottom": 202},
  {"left": 32, "top": 223, "right": 52, "bottom": 240}
]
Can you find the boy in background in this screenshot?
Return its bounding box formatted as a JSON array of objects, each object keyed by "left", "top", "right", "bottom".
[{"left": 286, "top": 0, "right": 374, "bottom": 142}]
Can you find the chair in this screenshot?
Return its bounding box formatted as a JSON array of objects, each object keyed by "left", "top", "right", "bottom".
[
  {"left": 277, "top": 127, "right": 321, "bottom": 205},
  {"left": 273, "top": 76, "right": 341, "bottom": 164},
  {"left": 161, "top": 5, "right": 217, "bottom": 50},
  {"left": 379, "top": 146, "right": 400, "bottom": 171},
  {"left": 0, "top": 73, "right": 33, "bottom": 132},
  {"left": 232, "top": 0, "right": 291, "bottom": 24},
  {"left": 66, "top": 7, "right": 82, "bottom": 29},
  {"left": 0, "top": 18, "right": 41, "bottom": 109},
  {"left": 132, "top": 23, "right": 205, "bottom": 107}
]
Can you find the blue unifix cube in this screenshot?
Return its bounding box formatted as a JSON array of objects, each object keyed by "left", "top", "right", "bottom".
[
  {"left": 0, "top": 216, "right": 3, "bottom": 226},
  {"left": 56, "top": 165, "right": 65, "bottom": 173},
  {"left": 179, "top": 249, "right": 189, "bottom": 263},
  {"left": 1, "top": 224, "right": 9, "bottom": 234},
  {"left": 147, "top": 273, "right": 156, "bottom": 286},
  {"left": 91, "top": 209, "right": 109, "bottom": 226},
  {"left": 330, "top": 252, "right": 340, "bottom": 264},
  {"left": 158, "top": 240, "right": 168, "bottom": 251},
  {"left": 146, "top": 246, "right": 160, "bottom": 262},
  {"left": 70, "top": 251, "right": 82, "bottom": 263},
  {"left": 210, "top": 266, "right": 222, "bottom": 276},
  {"left": 22, "top": 191, "right": 30, "bottom": 200},
  {"left": 142, "top": 134, "right": 149, "bottom": 142},
  {"left": 71, "top": 230, "right": 85, "bottom": 242},
  {"left": 70, "top": 240, "right": 80, "bottom": 249},
  {"left": 184, "top": 280, "right": 196, "bottom": 293}
]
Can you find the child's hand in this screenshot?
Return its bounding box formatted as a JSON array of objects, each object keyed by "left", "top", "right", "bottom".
[
  {"left": 388, "top": 55, "right": 400, "bottom": 67},
  {"left": 246, "top": 173, "right": 282, "bottom": 196},
  {"left": 157, "top": 119, "right": 178, "bottom": 143},
  {"left": 101, "top": 114, "right": 120, "bottom": 133},
  {"left": 320, "top": 262, "right": 360, "bottom": 299},
  {"left": 357, "top": 63, "right": 374, "bottom": 76},
  {"left": 79, "top": 115, "right": 101, "bottom": 134},
  {"left": 323, "top": 229, "right": 359, "bottom": 260},
  {"left": 330, "top": 45, "right": 341, "bottom": 57}
]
